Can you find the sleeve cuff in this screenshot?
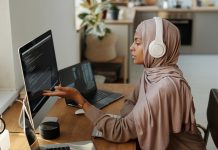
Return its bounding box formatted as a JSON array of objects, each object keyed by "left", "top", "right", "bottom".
[{"left": 85, "top": 105, "right": 106, "bottom": 125}]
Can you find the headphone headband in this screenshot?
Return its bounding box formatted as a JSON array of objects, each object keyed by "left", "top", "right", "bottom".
[{"left": 154, "top": 17, "right": 163, "bottom": 42}]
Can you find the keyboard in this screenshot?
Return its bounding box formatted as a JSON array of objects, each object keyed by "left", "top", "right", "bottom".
[
  {"left": 91, "top": 90, "right": 110, "bottom": 102},
  {"left": 46, "top": 146, "right": 70, "bottom": 150},
  {"left": 93, "top": 93, "right": 123, "bottom": 109},
  {"left": 42, "top": 141, "right": 95, "bottom": 150}
]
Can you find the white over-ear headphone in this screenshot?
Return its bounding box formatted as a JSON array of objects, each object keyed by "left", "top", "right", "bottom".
[{"left": 148, "top": 17, "right": 166, "bottom": 58}]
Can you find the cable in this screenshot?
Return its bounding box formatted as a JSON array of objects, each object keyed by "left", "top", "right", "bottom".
[{"left": 16, "top": 99, "right": 23, "bottom": 104}]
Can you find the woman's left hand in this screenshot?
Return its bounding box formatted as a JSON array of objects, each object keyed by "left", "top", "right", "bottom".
[
  {"left": 43, "top": 86, "right": 92, "bottom": 111},
  {"left": 43, "top": 86, "right": 85, "bottom": 105}
]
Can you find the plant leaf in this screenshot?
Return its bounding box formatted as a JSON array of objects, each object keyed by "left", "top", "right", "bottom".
[
  {"left": 80, "top": 0, "right": 91, "bottom": 9},
  {"left": 78, "top": 12, "right": 89, "bottom": 19},
  {"left": 78, "top": 0, "right": 111, "bottom": 39}
]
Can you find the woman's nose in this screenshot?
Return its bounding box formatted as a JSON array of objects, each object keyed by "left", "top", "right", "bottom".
[{"left": 130, "top": 43, "right": 134, "bottom": 51}]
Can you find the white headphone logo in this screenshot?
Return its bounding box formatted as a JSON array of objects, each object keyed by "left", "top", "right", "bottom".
[{"left": 148, "top": 17, "right": 166, "bottom": 58}]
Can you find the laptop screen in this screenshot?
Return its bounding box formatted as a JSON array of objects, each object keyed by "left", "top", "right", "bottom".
[{"left": 59, "top": 61, "right": 97, "bottom": 98}]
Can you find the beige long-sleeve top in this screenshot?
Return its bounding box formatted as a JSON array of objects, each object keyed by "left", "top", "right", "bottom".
[
  {"left": 85, "top": 81, "right": 205, "bottom": 149},
  {"left": 85, "top": 81, "right": 140, "bottom": 143}
]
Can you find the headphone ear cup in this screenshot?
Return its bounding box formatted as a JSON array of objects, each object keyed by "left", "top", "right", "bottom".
[
  {"left": 148, "top": 40, "right": 166, "bottom": 58},
  {"left": 149, "top": 17, "right": 166, "bottom": 58}
]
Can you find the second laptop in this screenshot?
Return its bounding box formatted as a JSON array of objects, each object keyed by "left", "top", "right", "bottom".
[{"left": 58, "top": 61, "right": 123, "bottom": 109}]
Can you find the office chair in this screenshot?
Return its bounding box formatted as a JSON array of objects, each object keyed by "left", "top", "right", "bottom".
[{"left": 197, "top": 88, "right": 218, "bottom": 148}]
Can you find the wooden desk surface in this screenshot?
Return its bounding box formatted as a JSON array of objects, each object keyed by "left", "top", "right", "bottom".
[{"left": 4, "top": 84, "right": 136, "bottom": 150}]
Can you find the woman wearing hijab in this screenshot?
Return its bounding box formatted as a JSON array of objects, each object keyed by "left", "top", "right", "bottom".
[{"left": 43, "top": 17, "right": 206, "bottom": 150}]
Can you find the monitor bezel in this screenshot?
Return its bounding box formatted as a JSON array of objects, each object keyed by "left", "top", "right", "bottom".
[{"left": 18, "top": 30, "right": 60, "bottom": 129}]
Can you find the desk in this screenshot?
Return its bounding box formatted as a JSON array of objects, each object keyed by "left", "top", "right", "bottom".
[{"left": 4, "top": 84, "right": 136, "bottom": 150}]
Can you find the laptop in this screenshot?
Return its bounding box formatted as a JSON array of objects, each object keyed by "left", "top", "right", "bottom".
[
  {"left": 59, "top": 61, "right": 123, "bottom": 109},
  {"left": 22, "top": 99, "right": 95, "bottom": 150}
]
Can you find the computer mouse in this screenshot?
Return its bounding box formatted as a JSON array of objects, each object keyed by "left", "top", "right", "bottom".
[{"left": 74, "top": 109, "right": 85, "bottom": 115}]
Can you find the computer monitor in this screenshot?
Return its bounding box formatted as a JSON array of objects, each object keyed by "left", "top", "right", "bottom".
[{"left": 18, "top": 30, "right": 60, "bottom": 129}]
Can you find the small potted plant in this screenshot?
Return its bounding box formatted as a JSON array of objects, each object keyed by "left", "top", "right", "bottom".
[{"left": 108, "top": 4, "right": 120, "bottom": 20}]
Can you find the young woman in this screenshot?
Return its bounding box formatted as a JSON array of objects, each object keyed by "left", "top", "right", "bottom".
[{"left": 43, "top": 17, "right": 206, "bottom": 150}]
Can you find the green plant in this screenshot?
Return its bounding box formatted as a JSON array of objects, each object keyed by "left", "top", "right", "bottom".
[{"left": 78, "top": 0, "right": 111, "bottom": 40}]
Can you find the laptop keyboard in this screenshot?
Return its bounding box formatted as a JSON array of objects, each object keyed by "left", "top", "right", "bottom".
[
  {"left": 91, "top": 90, "right": 110, "bottom": 102},
  {"left": 46, "top": 146, "right": 70, "bottom": 150}
]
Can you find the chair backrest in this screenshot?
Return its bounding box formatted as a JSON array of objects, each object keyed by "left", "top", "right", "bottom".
[{"left": 207, "top": 88, "right": 218, "bottom": 148}]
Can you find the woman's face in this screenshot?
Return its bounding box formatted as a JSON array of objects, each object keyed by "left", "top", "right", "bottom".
[{"left": 130, "top": 33, "right": 144, "bottom": 64}]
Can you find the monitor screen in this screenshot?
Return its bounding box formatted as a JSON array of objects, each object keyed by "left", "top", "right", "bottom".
[{"left": 18, "top": 30, "right": 60, "bottom": 128}]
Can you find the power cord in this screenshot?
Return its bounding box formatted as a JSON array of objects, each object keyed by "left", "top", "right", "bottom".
[{"left": 15, "top": 99, "right": 23, "bottom": 104}]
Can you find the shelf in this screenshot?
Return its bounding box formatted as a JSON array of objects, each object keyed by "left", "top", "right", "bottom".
[{"left": 108, "top": 0, "right": 128, "bottom": 6}]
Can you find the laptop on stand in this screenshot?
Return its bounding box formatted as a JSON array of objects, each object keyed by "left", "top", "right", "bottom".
[{"left": 59, "top": 61, "right": 123, "bottom": 109}]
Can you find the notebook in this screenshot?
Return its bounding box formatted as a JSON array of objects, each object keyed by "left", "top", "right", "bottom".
[
  {"left": 22, "top": 99, "right": 95, "bottom": 150},
  {"left": 58, "top": 61, "right": 123, "bottom": 109}
]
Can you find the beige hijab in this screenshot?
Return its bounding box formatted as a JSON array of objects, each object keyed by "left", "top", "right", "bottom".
[{"left": 132, "top": 18, "right": 197, "bottom": 150}]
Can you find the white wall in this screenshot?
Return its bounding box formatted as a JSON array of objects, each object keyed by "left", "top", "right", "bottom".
[
  {"left": 0, "top": 0, "right": 80, "bottom": 113},
  {"left": 178, "top": 55, "right": 218, "bottom": 150},
  {"left": 0, "top": 0, "right": 80, "bottom": 90},
  {"left": 9, "top": 0, "right": 79, "bottom": 91},
  {"left": 0, "top": 0, "right": 15, "bottom": 90}
]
